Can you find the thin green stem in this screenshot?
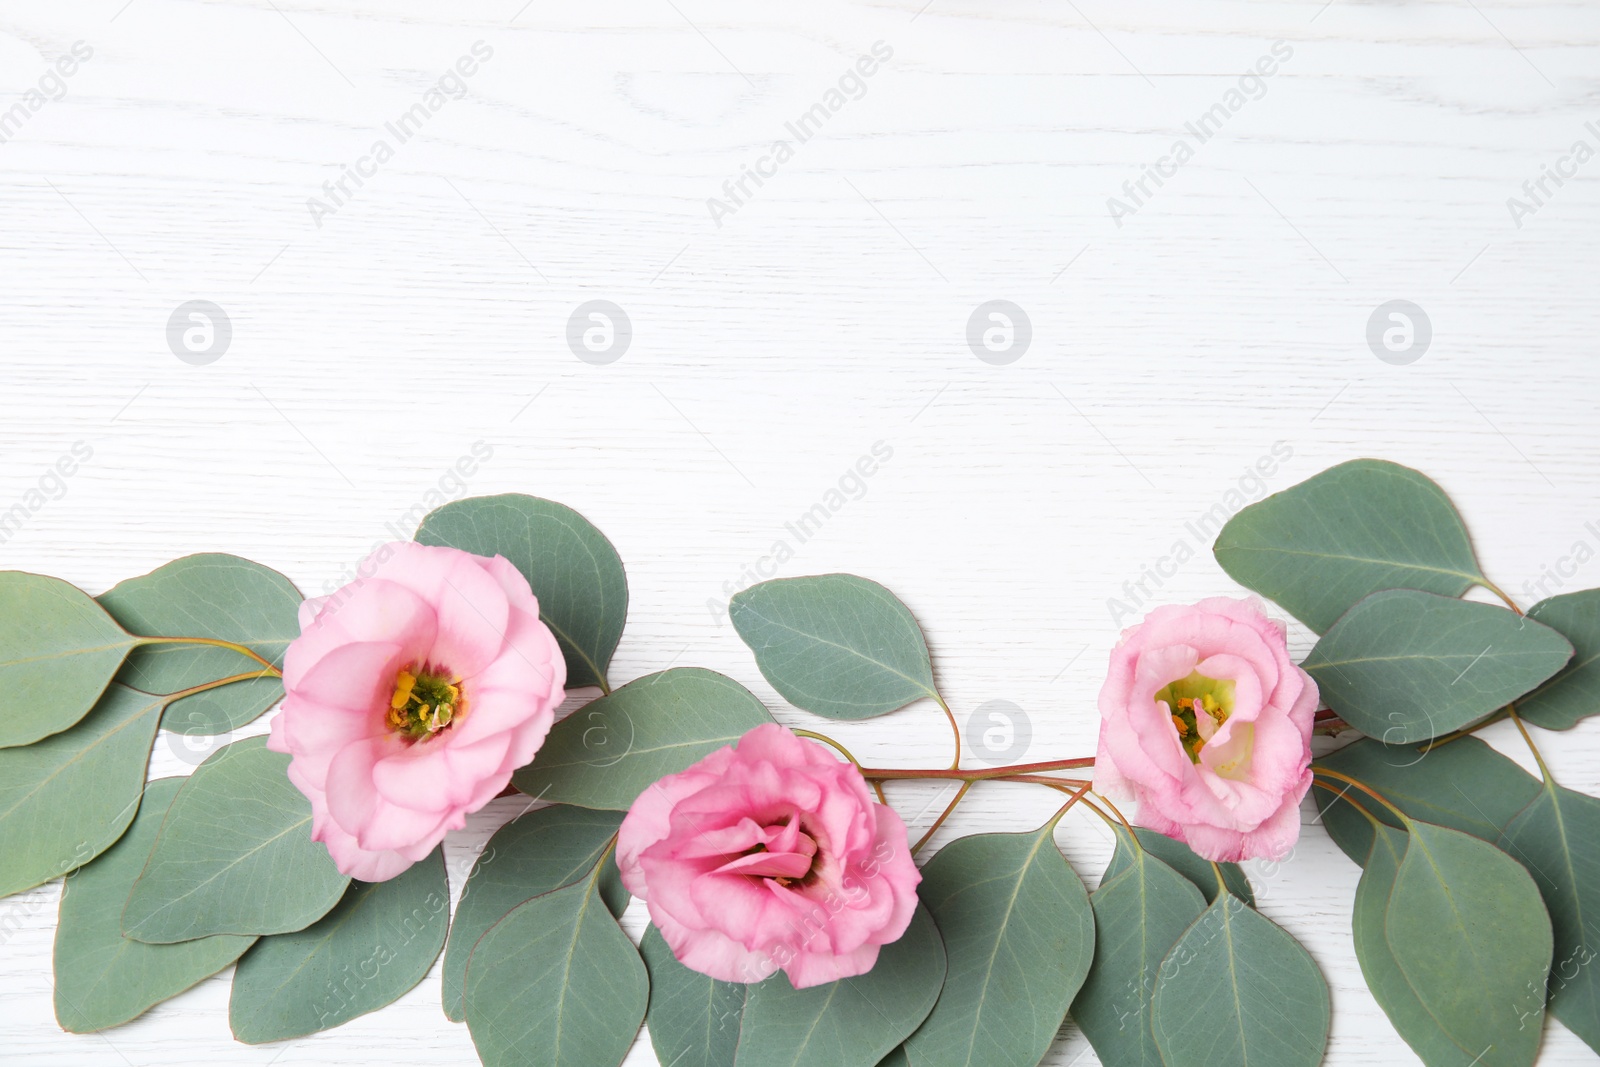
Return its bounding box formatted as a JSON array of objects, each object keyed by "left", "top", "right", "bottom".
[
  {"left": 1209, "top": 861, "right": 1228, "bottom": 898},
  {"left": 910, "top": 781, "right": 971, "bottom": 857},
  {"left": 163, "top": 669, "right": 279, "bottom": 702},
  {"left": 1479, "top": 579, "right": 1524, "bottom": 616},
  {"left": 934, "top": 693, "right": 961, "bottom": 771},
  {"left": 1046, "top": 782, "right": 1094, "bottom": 830},
  {"left": 794, "top": 729, "right": 888, "bottom": 804},
  {"left": 1311, "top": 778, "right": 1383, "bottom": 828},
  {"left": 139, "top": 635, "right": 281, "bottom": 676},
  {"left": 861, "top": 757, "right": 1095, "bottom": 783},
  {"left": 1312, "top": 766, "right": 1408, "bottom": 824},
  {"left": 1506, "top": 702, "right": 1553, "bottom": 783}
]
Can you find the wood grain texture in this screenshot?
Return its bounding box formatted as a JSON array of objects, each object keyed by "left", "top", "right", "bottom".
[{"left": 1, "top": 0, "right": 1597, "bottom": 1063}]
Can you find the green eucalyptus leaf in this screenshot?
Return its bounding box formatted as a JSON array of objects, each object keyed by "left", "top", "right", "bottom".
[
  {"left": 99, "top": 554, "right": 300, "bottom": 734},
  {"left": 53, "top": 777, "right": 255, "bottom": 1032},
  {"left": 123, "top": 736, "right": 350, "bottom": 942},
  {"left": 902, "top": 826, "right": 1094, "bottom": 1067},
  {"left": 1314, "top": 736, "right": 1540, "bottom": 866},
  {"left": 1385, "top": 821, "right": 1552, "bottom": 1066},
  {"left": 512, "top": 667, "right": 775, "bottom": 809},
  {"left": 0, "top": 684, "right": 164, "bottom": 897},
  {"left": 1150, "top": 894, "right": 1330, "bottom": 1067},
  {"left": 1498, "top": 782, "right": 1600, "bottom": 1053},
  {"left": 1351, "top": 822, "right": 1474, "bottom": 1064},
  {"left": 730, "top": 574, "right": 938, "bottom": 720},
  {"left": 734, "top": 904, "right": 945, "bottom": 1067},
  {"left": 1106, "top": 826, "right": 1253, "bottom": 906},
  {"left": 463, "top": 874, "right": 647, "bottom": 1067},
  {"left": 0, "top": 572, "right": 139, "bottom": 747},
  {"left": 415, "top": 494, "right": 626, "bottom": 691},
  {"left": 230, "top": 847, "right": 448, "bottom": 1042},
  {"left": 1520, "top": 589, "right": 1600, "bottom": 730},
  {"left": 1213, "top": 459, "right": 1485, "bottom": 633},
  {"left": 640, "top": 925, "right": 747, "bottom": 1067},
  {"left": 1305, "top": 589, "right": 1571, "bottom": 744},
  {"left": 876, "top": 1050, "right": 910, "bottom": 1067},
  {"left": 1073, "top": 827, "right": 1207, "bottom": 1067},
  {"left": 442, "top": 805, "right": 627, "bottom": 1021}
]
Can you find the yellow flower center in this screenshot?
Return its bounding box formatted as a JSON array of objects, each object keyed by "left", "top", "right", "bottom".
[
  {"left": 1157, "top": 672, "right": 1235, "bottom": 764},
  {"left": 387, "top": 663, "right": 465, "bottom": 740}
]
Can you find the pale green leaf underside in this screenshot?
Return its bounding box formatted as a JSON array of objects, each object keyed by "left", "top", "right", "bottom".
[
  {"left": 416, "top": 494, "right": 627, "bottom": 691},
  {"left": 442, "top": 805, "right": 626, "bottom": 1021},
  {"left": 1351, "top": 823, "right": 1477, "bottom": 1065},
  {"left": 1213, "top": 459, "right": 1484, "bottom": 634},
  {"left": 1150, "top": 894, "right": 1330, "bottom": 1067},
  {"left": 1106, "top": 826, "right": 1253, "bottom": 906},
  {"left": 1498, "top": 783, "right": 1600, "bottom": 1054},
  {"left": 0, "top": 571, "right": 138, "bottom": 748},
  {"left": 1305, "top": 589, "right": 1572, "bottom": 744},
  {"left": 1074, "top": 827, "right": 1207, "bottom": 1067},
  {"left": 735, "top": 904, "right": 945, "bottom": 1067},
  {"left": 99, "top": 553, "right": 300, "bottom": 734},
  {"left": 1314, "top": 736, "right": 1539, "bottom": 866},
  {"left": 1385, "top": 822, "right": 1551, "bottom": 1067},
  {"left": 123, "top": 736, "right": 350, "bottom": 942},
  {"left": 230, "top": 848, "right": 448, "bottom": 1043},
  {"left": 902, "top": 826, "right": 1094, "bottom": 1067},
  {"left": 730, "top": 574, "right": 937, "bottom": 720},
  {"left": 464, "top": 875, "right": 647, "bottom": 1067},
  {"left": 1521, "top": 589, "right": 1600, "bottom": 730},
  {"left": 0, "top": 684, "right": 164, "bottom": 897},
  {"left": 53, "top": 777, "right": 255, "bottom": 1033},
  {"left": 640, "top": 925, "right": 747, "bottom": 1067},
  {"left": 512, "top": 667, "right": 774, "bottom": 810}
]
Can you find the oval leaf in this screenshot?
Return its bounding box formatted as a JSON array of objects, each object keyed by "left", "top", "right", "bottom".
[
  {"left": 734, "top": 904, "right": 946, "bottom": 1067},
  {"left": 0, "top": 684, "right": 164, "bottom": 897},
  {"left": 1305, "top": 589, "right": 1572, "bottom": 744},
  {"left": 641, "top": 925, "right": 747, "bottom": 1067},
  {"left": 99, "top": 553, "right": 301, "bottom": 734},
  {"left": 1214, "top": 459, "right": 1485, "bottom": 633},
  {"left": 54, "top": 777, "right": 255, "bottom": 1032},
  {"left": 1385, "top": 821, "right": 1552, "bottom": 1066},
  {"left": 730, "top": 575, "right": 938, "bottom": 720},
  {"left": 1351, "top": 823, "right": 1472, "bottom": 1064},
  {"left": 1107, "top": 826, "right": 1253, "bottom": 906},
  {"left": 230, "top": 847, "right": 448, "bottom": 1042},
  {"left": 902, "top": 826, "right": 1094, "bottom": 1067},
  {"left": 464, "top": 874, "right": 647, "bottom": 1067},
  {"left": 1521, "top": 589, "right": 1600, "bottom": 730},
  {"left": 442, "top": 805, "right": 627, "bottom": 1021},
  {"left": 1151, "top": 894, "right": 1330, "bottom": 1067},
  {"left": 0, "top": 572, "right": 138, "bottom": 747},
  {"left": 416, "top": 494, "right": 626, "bottom": 691},
  {"left": 1314, "top": 736, "right": 1539, "bottom": 866},
  {"left": 1073, "top": 827, "right": 1207, "bottom": 1067},
  {"left": 1498, "top": 782, "right": 1600, "bottom": 1053},
  {"left": 123, "top": 736, "right": 350, "bottom": 942},
  {"left": 512, "top": 667, "right": 775, "bottom": 809}
]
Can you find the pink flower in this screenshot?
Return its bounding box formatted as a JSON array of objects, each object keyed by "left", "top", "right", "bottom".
[
  {"left": 1094, "top": 597, "right": 1318, "bottom": 863},
  {"left": 267, "top": 542, "right": 565, "bottom": 881},
  {"left": 617, "top": 724, "right": 921, "bottom": 989}
]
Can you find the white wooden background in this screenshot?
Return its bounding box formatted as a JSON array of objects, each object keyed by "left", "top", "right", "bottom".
[{"left": 2, "top": 0, "right": 1599, "bottom": 1063}]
